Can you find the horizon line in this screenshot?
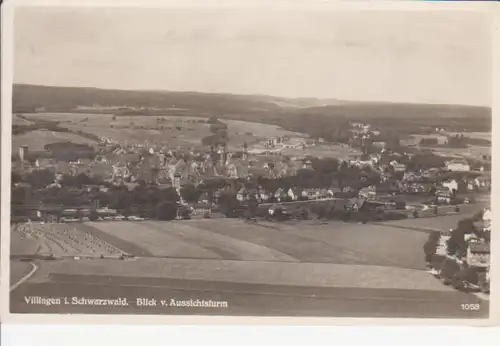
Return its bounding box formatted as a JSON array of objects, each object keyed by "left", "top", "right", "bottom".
[{"left": 12, "top": 82, "right": 491, "bottom": 109}]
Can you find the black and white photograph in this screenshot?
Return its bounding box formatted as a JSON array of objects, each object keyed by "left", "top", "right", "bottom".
[{"left": 2, "top": 1, "right": 495, "bottom": 321}]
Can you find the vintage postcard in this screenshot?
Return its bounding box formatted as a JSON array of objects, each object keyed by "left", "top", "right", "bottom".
[{"left": 1, "top": 0, "right": 498, "bottom": 325}]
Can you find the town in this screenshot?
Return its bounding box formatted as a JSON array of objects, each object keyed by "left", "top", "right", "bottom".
[{"left": 11, "top": 114, "right": 491, "bottom": 224}]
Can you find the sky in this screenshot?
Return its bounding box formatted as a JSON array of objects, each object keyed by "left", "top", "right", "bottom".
[{"left": 14, "top": 7, "right": 492, "bottom": 106}]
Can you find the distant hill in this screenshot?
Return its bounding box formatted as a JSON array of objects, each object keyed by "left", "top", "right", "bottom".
[
  {"left": 13, "top": 84, "right": 354, "bottom": 114},
  {"left": 289, "top": 102, "right": 490, "bottom": 119},
  {"left": 146, "top": 90, "right": 351, "bottom": 108},
  {"left": 13, "top": 84, "right": 491, "bottom": 125},
  {"left": 12, "top": 84, "right": 272, "bottom": 115}
]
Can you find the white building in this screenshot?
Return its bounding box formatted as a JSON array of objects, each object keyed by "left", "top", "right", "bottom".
[
  {"left": 483, "top": 208, "right": 492, "bottom": 232},
  {"left": 446, "top": 159, "right": 470, "bottom": 172},
  {"left": 359, "top": 186, "right": 376, "bottom": 199},
  {"left": 442, "top": 179, "right": 458, "bottom": 193},
  {"left": 237, "top": 187, "right": 249, "bottom": 202},
  {"left": 287, "top": 188, "right": 300, "bottom": 201}
]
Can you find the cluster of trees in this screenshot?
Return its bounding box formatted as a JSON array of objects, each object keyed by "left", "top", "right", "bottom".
[
  {"left": 405, "top": 153, "right": 447, "bottom": 170},
  {"left": 420, "top": 134, "right": 491, "bottom": 149},
  {"left": 42, "top": 142, "right": 97, "bottom": 162},
  {"left": 420, "top": 135, "right": 468, "bottom": 148},
  {"left": 13, "top": 117, "right": 100, "bottom": 144},
  {"left": 13, "top": 169, "right": 108, "bottom": 193},
  {"left": 446, "top": 134, "right": 470, "bottom": 148},
  {"left": 445, "top": 218, "right": 483, "bottom": 257},
  {"left": 280, "top": 117, "right": 352, "bottom": 145},
  {"left": 446, "top": 134, "right": 491, "bottom": 148},
  {"left": 336, "top": 161, "right": 381, "bottom": 190},
  {"left": 201, "top": 116, "right": 229, "bottom": 147},
  {"left": 420, "top": 137, "right": 439, "bottom": 146},
  {"left": 13, "top": 124, "right": 41, "bottom": 135},
  {"left": 103, "top": 183, "right": 181, "bottom": 219},
  {"left": 12, "top": 171, "right": 185, "bottom": 220}
]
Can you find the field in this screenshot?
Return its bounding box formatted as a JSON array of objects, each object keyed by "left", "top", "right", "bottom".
[
  {"left": 15, "top": 113, "right": 303, "bottom": 150},
  {"left": 373, "top": 212, "right": 479, "bottom": 233},
  {"left": 11, "top": 222, "right": 123, "bottom": 258},
  {"left": 10, "top": 209, "right": 488, "bottom": 317},
  {"left": 13, "top": 218, "right": 448, "bottom": 289},
  {"left": 427, "top": 145, "right": 491, "bottom": 160},
  {"left": 405, "top": 132, "right": 491, "bottom": 144},
  {"left": 12, "top": 129, "right": 98, "bottom": 152},
  {"left": 11, "top": 228, "right": 40, "bottom": 255},
  {"left": 280, "top": 143, "right": 359, "bottom": 159},
  {"left": 12, "top": 115, "right": 34, "bottom": 126},
  {"left": 403, "top": 134, "right": 448, "bottom": 146},
  {"left": 401, "top": 131, "right": 491, "bottom": 160},
  {"left": 445, "top": 132, "right": 491, "bottom": 141}
]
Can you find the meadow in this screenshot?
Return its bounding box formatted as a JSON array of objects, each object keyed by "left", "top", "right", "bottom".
[
  {"left": 10, "top": 216, "right": 466, "bottom": 295},
  {"left": 13, "top": 217, "right": 438, "bottom": 270},
  {"left": 280, "top": 143, "right": 359, "bottom": 160},
  {"left": 13, "top": 210, "right": 487, "bottom": 309},
  {"left": 12, "top": 129, "right": 97, "bottom": 152},
  {"left": 428, "top": 146, "right": 491, "bottom": 160},
  {"left": 14, "top": 113, "right": 303, "bottom": 150}
]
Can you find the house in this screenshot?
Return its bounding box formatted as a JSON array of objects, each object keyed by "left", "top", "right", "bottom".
[
  {"left": 350, "top": 160, "right": 373, "bottom": 168},
  {"left": 237, "top": 187, "right": 249, "bottom": 202},
  {"left": 314, "top": 189, "right": 331, "bottom": 199},
  {"left": 422, "top": 168, "right": 441, "bottom": 179},
  {"left": 300, "top": 188, "right": 315, "bottom": 199},
  {"left": 77, "top": 158, "right": 93, "bottom": 165},
  {"left": 196, "top": 192, "right": 211, "bottom": 205},
  {"left": 466, "top": 180, "right": 475, "bottom": 191},
  {"left": 442, "top": 179, "right": 458, "bottom": 193},
  {"left": 45, "top": 182, "right": 62, "bottom": 189},
  {"left": 346, "top": 198, "right": 366, "bottom": 212},
  {"left": 403, "top": 172, "right": 418, "bottom": 182},
  {"left": 436, "top": 187, "right": 452, "bottom": 204},
  {"left": 359, "top": 186, "right": 376, "bottom": 199},
  {"left": 274, "top": 188, "right": 287, "bottom": 201},
  {"left": 112, "top": 163, "right": 131, "bottom": 181},
  {"left": 392, "top": 163, "right": 406, "bottom": 172},
  {"left": 475, "top": 176, "right": 491, "bottom": 191},
  {"left": 35, "top": 158, "right": 54, "bottom": 169},
  {"left": 302, "top": 159, "right": 313, "bottom": 169},
  {"left": 328, "top": 187, "right": 342, "bottom": 197},
  {"left": 258, "top": 187, "right": 271, "bottom": 202},
  {"left": 226, "top": 163, "right": 240, "bottom": 179},
  {"left": 341, "top": 186, "right": 356, "bottom": 194},
  {"left": 483, "top": 208, "right": 492, "bottom": 232},
  {"left": 191, "top": 203, "right": 212, "bottom": 217},
  {"left": 301, "top": 189, "right": 310, "bottom": 200},
  {"left": 446, "top": 159, "right": 470, "bottom": 172},
  {"left": 287, "top": 187, "right": 300, "bottom": 201},
  {"left": 372, "top": 141, "right": 386, "bottom": 150},
  {"left": 369, "top": 154, "right": 381, "bottom": 163}
]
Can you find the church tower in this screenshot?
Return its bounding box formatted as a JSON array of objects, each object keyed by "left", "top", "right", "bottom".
[
  {"left": 219, "top": 144, "right": 227, "bottom": 166},
  {"left": 242, "top": 142, "right": 248, "bottom": 161}
]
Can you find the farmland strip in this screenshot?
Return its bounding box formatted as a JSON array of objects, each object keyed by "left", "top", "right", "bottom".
[
  {"left": 143, "top": 221, "right": 297, "bottom": 262},
  {"left": 78, "top": 223, "right": 153, "bottom": 256},
  {"left": 86, "top": 221, "right": 220, "bottom": 259}
]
